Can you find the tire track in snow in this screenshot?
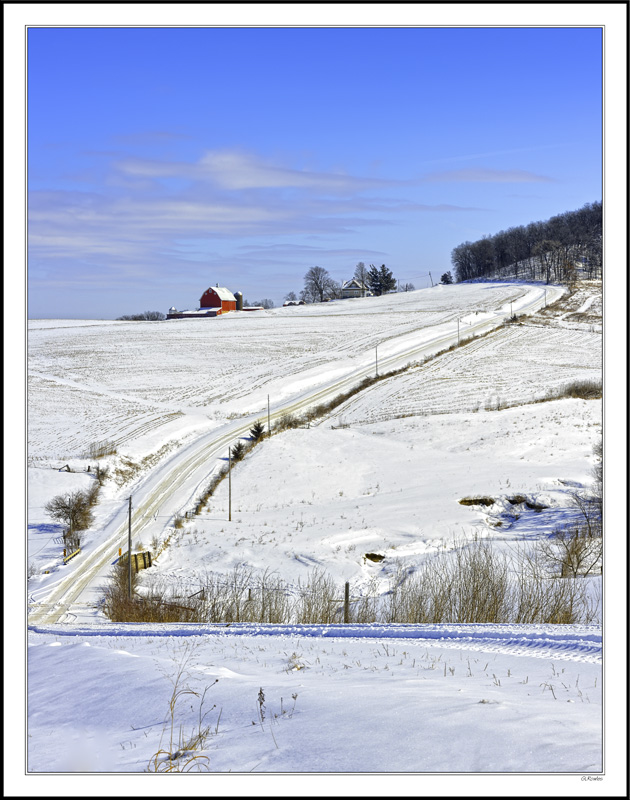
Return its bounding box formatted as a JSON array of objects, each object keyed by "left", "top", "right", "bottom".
[{"left": 28, "top": 622, "right": 602, "bottom": 663}]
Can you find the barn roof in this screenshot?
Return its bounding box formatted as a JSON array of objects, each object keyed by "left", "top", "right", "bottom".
[{"left": 204, "top": 286, "right": 236, "bottom": 302}]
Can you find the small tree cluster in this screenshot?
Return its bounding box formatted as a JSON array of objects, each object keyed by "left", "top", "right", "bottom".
[
  {"left": 117, "top": 311, "right": 166, "bottom": 321},
  {"left": 367, "top": 264, "right": 396, "bottom": 296}
]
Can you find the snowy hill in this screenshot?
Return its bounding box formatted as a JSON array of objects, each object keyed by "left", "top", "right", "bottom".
[{"left": 24, "top": 281, "right": 607, "bottom": 778}]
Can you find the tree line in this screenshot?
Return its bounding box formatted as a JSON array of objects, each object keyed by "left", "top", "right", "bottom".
[
  {"left": 116, "top": 310, "right": 166, "bottom": 321},
  {"left": 450, "top": 201, "right": 602, "bottom": 284}
]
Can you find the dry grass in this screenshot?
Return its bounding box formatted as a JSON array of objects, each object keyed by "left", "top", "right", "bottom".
[
  {"left": 85, "top": 440, "right": 118, "bottom": 459},
  {"left": 102, "top": 542, "right": 599, "bottom": 626},
  {"left": 146, "top": 645, "right": 216, "bottom": 773}
]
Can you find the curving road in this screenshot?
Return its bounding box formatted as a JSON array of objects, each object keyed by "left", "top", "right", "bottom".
[{"left": 28, "top": 284, "right": 563, "bottom": 625}]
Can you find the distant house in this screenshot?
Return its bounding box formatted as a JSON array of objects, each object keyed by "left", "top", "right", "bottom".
[
  {"left": 200, "top": 285, "right": 237, "bottom": 313},
  {"left": 342, "top": 279, "right": 370, "bottom": 299}
]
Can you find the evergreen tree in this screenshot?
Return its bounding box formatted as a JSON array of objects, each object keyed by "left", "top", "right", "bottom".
[
  {"left": 367, "top": 263, "right": 396, "bottom": 296},
  {"left": 440, "top": 271, "right": 454, "bottom": 284},
  {"left": 250, "top": 420, "right": 265, "bottom": 441},
  {"left": 231, "top": 441, "right": 247, "bottom": 462}
]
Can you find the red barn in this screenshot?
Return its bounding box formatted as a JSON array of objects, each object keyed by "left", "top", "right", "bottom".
[{"left": 199, "top": 285, "right": 237, "bottom": 313}]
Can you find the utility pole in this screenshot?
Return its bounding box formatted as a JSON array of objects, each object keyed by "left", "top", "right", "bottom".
[
  {"left": 228, "top": 447, "right": 232, "bottom": 522},
  {"left": 429, "top": 272, "right": 434, "bottom": 287},
  {"left": 127, "top": 496, "right": 132, "bottom": 598},
  {"left": 344, "top": 582, "right": 350, "bottom": 623}
]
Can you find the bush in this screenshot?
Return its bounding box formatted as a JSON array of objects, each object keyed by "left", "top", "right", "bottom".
[
  {"left": 546, "top": 380, "right": 602, "bottom": 400},
  {"left": 102, "top": 558, "right": 141, "bottom": 621},
  {"left": 273, "top": 413, "right": 300, "bottom": 432},
  {"left": 95, "top": 464, "right": 110, "bottom": 486}
]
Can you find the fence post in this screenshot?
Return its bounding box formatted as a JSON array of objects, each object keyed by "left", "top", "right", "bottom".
[{"left": 344, "top": 582, "right": 350, "bottom": 623}]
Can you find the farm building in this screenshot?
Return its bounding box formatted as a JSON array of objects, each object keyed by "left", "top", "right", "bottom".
[
  {"left": 200, "top": 285, "right": 237, "bottom": 312},
  {"left": 166, "top": 285, "right": 240, "bottom": 319}
]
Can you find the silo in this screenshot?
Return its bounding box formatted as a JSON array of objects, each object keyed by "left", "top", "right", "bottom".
[{"left": 234, "top": 292, "right": 243, "bottom": 311}]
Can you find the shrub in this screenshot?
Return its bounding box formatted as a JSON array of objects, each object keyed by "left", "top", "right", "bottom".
[
  {"left": 273, "top": 413, "right": 300, "bottom": 432},
  {"left": 95, "top": 464, "right": 110, "bottom": 485},
  {"left": 85, "top": 481, "right": 100, "bottom": 507},
  {"left": 102, "top": 558, "right": 141, "bottom": 621},
  {"left": 546, "top": 380, "right": 602, "bottom": 401}
]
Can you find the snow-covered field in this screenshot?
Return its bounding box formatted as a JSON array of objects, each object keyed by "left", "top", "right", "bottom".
[
  {"left": 19, "top": 281, "right": 622, "bottom": 788},
  {"left": 26, "top": 283, "right": 548, "bottom": 462},
  {"left": 27, "top": 623, "right": 602, "bottom": 776}
]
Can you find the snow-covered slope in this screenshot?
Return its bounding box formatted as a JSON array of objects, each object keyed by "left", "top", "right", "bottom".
[
  {"left": 24, "top": 281, "right": 610, "bottom": 779},
  {"left": 27, "top": 623, "right": 602, "bottom": 774}
]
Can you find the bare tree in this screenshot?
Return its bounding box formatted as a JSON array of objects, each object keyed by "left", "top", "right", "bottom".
[
  {"left": 326, "top": 279, "right": 343, "bottom": 299},
  {"left": 537, "top": 526, "right": 602, "bottom": 578},
  {"left": 45, "top": 490, "right": 94, "bottom": 551},
  {"left": 303, "top": 266, "right": 336, "bottom": 303}
]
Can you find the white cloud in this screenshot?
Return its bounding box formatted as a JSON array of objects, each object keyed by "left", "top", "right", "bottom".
[{"left": 116, "top": 148, "right": 399, "bottom": 194}]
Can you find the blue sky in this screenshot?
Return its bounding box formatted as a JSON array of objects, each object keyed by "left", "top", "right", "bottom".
[{"left": 27, "top": 25, "right": 603, "bottom": 317}]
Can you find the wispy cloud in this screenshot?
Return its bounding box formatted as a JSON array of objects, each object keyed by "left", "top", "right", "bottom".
[
  {"left": 424, "top": 167, "right": 556, "bottom": 183},
  {"left": 28, "top": 148, "right": 488, "bottom": 288},
  {"left": 419, "top": 143, "right": 572, "bottom": 167},
  {"left": 115, "top": 148, "right": 402, "bottom": 194}
]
